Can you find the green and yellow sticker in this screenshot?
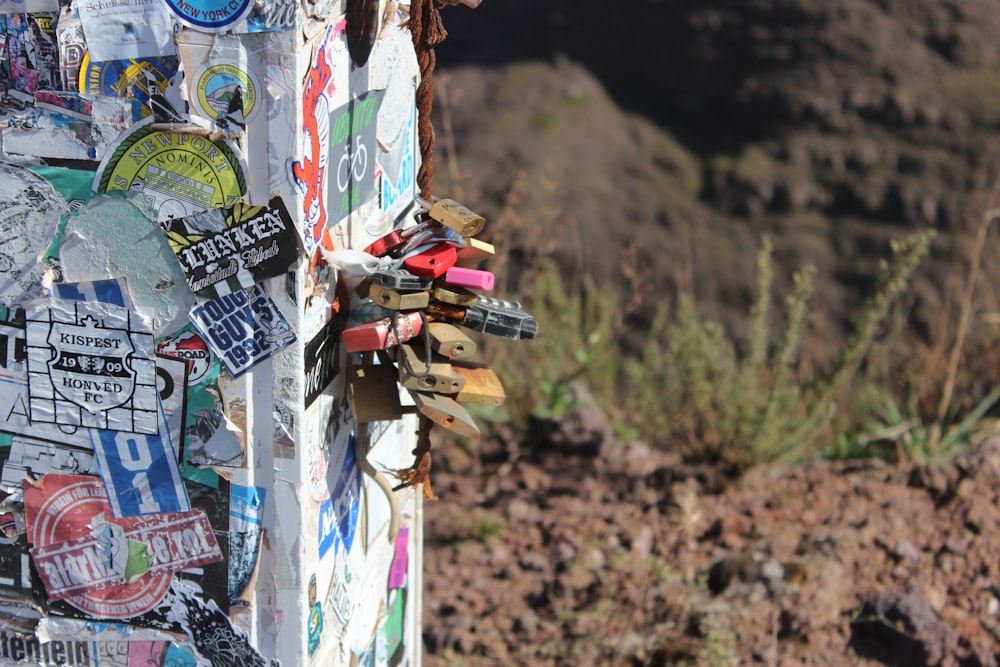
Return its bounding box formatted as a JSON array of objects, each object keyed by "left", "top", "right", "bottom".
[
  {"left": 192, "top": 62, "right": 260, "bottom": 122},
  {"left": 94, "top": 118, "right": 247, "bottom": 222}
]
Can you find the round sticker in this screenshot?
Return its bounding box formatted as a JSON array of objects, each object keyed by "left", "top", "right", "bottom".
[
  {"left": 162, "top": 0, "right": 254, "bottom": 31},
  {"left": 191, "top": 62, "right": 260, "bottom": 123},
  {"left": 79, "top": 53, "right": 179, "bottom": 118},
  {"left": 94, "top": 118, "right": 247, "bottom": 222},
  {"left": 27, "top": 476, "right": 172, "bottom": 619}
]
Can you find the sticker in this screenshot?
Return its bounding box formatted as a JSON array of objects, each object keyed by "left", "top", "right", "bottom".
[
  {"left": 30, "top": 508, "right": 222, "bottom": 601},
  {"left": 230, "top": 484, "right": 264, "bottom": 534},
  {"left": 156, "top": 327, "right": 213, "bottom": 385},
  {"left": 385, "top": 588, "right": 406, "bottom": 665},
  {"left": 162, "top": 0, "right": 254, "bottom": 32},
  {"left": 388, "top": 527, "right": 408, "bottom": 589},
  {"left": 188, "top": 285, "right": 295, "bottom": 378},
  {"left": 0, "top": 632, "right": 91, "bottom": 666},
  {"left": 317, "top": 434, "right": 361, "bottom": 559},
  {"left": 0, "top": 163, "right": 66, "bottom": 306},
  {"left": 304, "top": 315, "right": 341, "bottom": 408},
  {"left": 56, "top": 4, "right": 85, "bottom": 91},
  {"left": 90, "top": 407, "right": 191, "bottom": 518},
  {"left": 0, "top": 308, "right": 94, "bottom": 448},
  {"left": 290, "top": 23, "right": 339, "bottom": 254},
  {"left": 159, "top": 197, "right": 300, "bottom": 300},
  {"left": 328, "top": 90, "right": 383, "bottom": 220},
  {"left": 79, "top": 53, "right": 179, "bottom": 119},
  {"left": 93, "top": 118, "right": 247, "bottom": 222},
  {"left": 0, "top": 434, "right": 98, "bottom": 489},
  {"left": 25, "top": 297, "right": 159, "bottom": 434},
  {"left": 0, "top": 14, "right": 58, "bottom": 95},
  {"left": 242, "top": 0, "right": 297, "bottom": 32},
  {"left": 50, "top": 278, "right": 134, "bottom": 310},
  {"left": 379, "top": 98, "right": 415, "bottom": 224},
  {"left": 191, "top": 61, "right": 261, "bottom": 124},
  {"left": 307, "top": 573, "right": 322, "bottom": 655},
  {"left": 24, "top": 474, "right": 173, "bottom": 618},
  {"left": 76, "top": 0, "right": 175, "bottom": 62}
]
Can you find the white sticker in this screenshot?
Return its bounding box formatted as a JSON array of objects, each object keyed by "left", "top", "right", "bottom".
[{"left": 77, "top": 0, "right": 177, "bottom": 62}]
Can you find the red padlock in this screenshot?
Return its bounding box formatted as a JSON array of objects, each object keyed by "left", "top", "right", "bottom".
[
  {"left": 404, "top": 243, "right": 457, "bottom": 279},
  {"left": 343, "top": 311, "right": 424, "bottom": 352},
  {"left": 364, "top": 230, "right": 406, "bottom": 257}
]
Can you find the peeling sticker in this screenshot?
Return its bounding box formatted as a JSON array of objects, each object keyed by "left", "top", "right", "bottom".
[
  {"left": 93, "top": 118, "right": 248, "bottom": 222},
  {"left": 188, "top": 285, "right": 295, "bottom": 378},
  {"left": 0, "top": 163, "right": 67, "bottom": 307},
  {"left": 58, "top": 194, "right": 197, "bottom": 336},
  {"left": 79, "top": 53, "right": 179, "bottom": 119}
]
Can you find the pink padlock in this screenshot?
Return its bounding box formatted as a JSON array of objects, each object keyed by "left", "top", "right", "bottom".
[{"left": 444, "top": 266, "right": 495, "bottom": 291}]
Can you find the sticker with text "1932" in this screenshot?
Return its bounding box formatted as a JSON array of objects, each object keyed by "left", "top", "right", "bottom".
[
  {"left": 188, "top": 285, "right": 295, "bottom": 378},
  {"left": 25, "top": 296, "right": 159, "bottom": 435},
  {"left": 159, "top": 197, "right": 301, "bottom": 300}
]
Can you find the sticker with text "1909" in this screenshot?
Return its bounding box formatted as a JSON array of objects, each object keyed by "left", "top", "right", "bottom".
[{"left": 188, "top": 285, "right": 295, "bottom": 378}]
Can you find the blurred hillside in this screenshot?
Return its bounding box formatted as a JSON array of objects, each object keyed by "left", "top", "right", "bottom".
[{"left": 431, "top": 0, "right": 1000, "bottom": 374}]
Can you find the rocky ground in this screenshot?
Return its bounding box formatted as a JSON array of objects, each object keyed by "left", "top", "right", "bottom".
[
  {"left": 418, "top": 2, "right": 1000, "bottom": 665},
  {"left": 422, "top": 416, "right": 1000, "bottom": 666}
]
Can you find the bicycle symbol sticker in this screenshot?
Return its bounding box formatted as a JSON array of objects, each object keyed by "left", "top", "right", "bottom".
[{"left": 327, "top": 90, "right": 383, "bottom": 221}]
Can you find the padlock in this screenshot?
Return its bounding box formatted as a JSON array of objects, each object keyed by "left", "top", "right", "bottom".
[
  {"left": 404, "top": 243, "right": 457, "bottom": 279},
  {"left": 343, "top": 311, "right": 424, "bottom": 352},
  {"left": 348, "top": 364, "right": 403, "bottom": 422},
  {"left": 461, "top": 297, "right": 538, "bottom": 340},
  {"left": 424, "top": 301, "right": 468, "bottom": 322},
  {"left": 371, "top": 269, "right": 433, "bottom": 291},
  {"left": 410, "top": 391, "right": 480, "bottom": 438},
  {"left": 364, "top": 230, "right": 406, "bottom": 257},
  {"left": 450, "top": 363, "right": 506, "bottom": 406},
  {"left": 455, "top": 238, "right": 495, "bottom": 268},
  {"left": 431, "top": 284, "right": 479, "bottom": 307},
  {"left": 397, "top": 343, "right": 465, "bottom": 394},
  {"left": 369, "top": 283, "right": 430, "bottom": 310},
  {"left": 428, "top": 199, "right": 486, "bottom": 237},
  {"left": 428, "top": 322, "right": 478, "bottom": 360},
  {"left": 443, "top": 266, "right": 495, "bottom": 291}
]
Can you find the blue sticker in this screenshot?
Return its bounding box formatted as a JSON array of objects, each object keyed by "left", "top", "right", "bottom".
[
  {"left": 318, "top": 434, "right": 362, "bottom": 559},
  {"left": 230, "top": 483, "right": 265, "bottom": 531},
  {"left": 91, "top": 405, "right": 191, "bottom": 518},
  {"left": 162, "top": 0, "right": 255, "bottom": 31},
  {"left": 189, "top": 285, "right": 296, "bottom": 378}
]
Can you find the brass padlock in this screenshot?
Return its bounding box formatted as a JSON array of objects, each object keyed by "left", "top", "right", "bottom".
[
  {"left": 348, "top": 364, "right": 403, "bottom": 422},
  {"left": 428, "top": 199, "right": 486, "bottom": 237},
  {"left": 428, "top": 322, "right": 478, "bottom": 360},
  {"left": 411, "top": 391, "right": 480, "bottom": 438},
  {"left": 431, "top": 284, "right": 478, "bottom": 307},
  {"left": 455, "top": 238, "right": 495, "bottom": 268},
  {"left": 369, "top": 283, "right": 430, "bottom": 310},
  {"left": 451, "top": 363, "right": 506, "bottom": 406},
  {"left": 397, "top": 343, "right": 465, "bottom": 394}
]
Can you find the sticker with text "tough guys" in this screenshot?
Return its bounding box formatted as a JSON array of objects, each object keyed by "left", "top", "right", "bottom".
[{"left": 188, "top": 285, "right": 295, "bottom": 378}]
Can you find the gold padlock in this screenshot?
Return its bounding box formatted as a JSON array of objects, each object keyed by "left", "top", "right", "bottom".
[
  {"left": 369, "top": 283, "right": 430, "bottom": 310},
  {"left": 411, "top": 391, "right": 480, "bottom": 438},
  {"left": 431, "top": 285, "right": 478, "bottom": 307},
  {"left": 348, "top": 364, "right": 403, "bottom": 422},
  {"left": 455, "top": 238, "right": 495, "bottom": 268},
  {"left": 451, "top": 363, "right": 506, "bottom": 406},
  {"left": 428, "top": 322, "right": 478, "bottom": 360},
  {"left": 428, "top": 199, "right": 486, "bottom": 237},
  {"left": 397, "top": 343, "right": 465, "bottom": 394}
]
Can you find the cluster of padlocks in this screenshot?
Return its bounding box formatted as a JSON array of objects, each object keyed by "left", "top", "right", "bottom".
[{"left": 341, "top": 197, "right": 537, "bottom": 440}]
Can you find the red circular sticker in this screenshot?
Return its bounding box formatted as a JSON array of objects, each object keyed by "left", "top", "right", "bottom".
[{"left": 28, "top": 476, "right": 171, "bottom": 619}]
